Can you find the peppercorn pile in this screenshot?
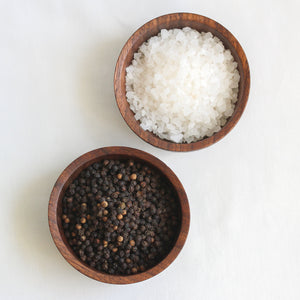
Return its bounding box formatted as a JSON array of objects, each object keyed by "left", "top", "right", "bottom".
[{"left": 62, "top": 159, "right": 180, "bottom": 275}]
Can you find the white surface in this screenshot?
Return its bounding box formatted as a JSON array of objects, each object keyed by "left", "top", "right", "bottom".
[{"left": 0, "top": 1, "right": 299, "bottom": 299}]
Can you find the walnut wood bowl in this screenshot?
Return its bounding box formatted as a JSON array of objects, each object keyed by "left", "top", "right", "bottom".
[
  {"left": 48, "top": 147, "right": 190, "bottom": 284},
  {"left": 114, "top": 13, "right": 250, "bottom": 151}
]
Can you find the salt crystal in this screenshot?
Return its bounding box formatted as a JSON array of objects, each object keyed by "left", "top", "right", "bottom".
[{"left": 125, "top": 27, "right": 240, "bottom": 143}]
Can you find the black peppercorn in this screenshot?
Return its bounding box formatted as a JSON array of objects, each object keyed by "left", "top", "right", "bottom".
[{"left": 61, "top": 159, "right": 180, "bottom": 275}]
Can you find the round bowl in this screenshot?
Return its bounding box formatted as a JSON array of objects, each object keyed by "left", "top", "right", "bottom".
[
  {"left": 114, "top": 13, "right": 250, "bottom": 151},
  {"left": 48, "top": 147, "right": 190, "bottom": 284}
]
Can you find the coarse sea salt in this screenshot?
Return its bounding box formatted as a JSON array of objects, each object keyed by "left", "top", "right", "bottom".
[{"left": 125, "top": 27, "right": 240, "bottom": 143}]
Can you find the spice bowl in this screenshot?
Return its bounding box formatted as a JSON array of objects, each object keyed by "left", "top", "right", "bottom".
[
  {"left": 48, "top": 147, "right": 190, "bottom": 284},
  {"left": 114, "top": 12, "right": 250, "bottom": 151}
]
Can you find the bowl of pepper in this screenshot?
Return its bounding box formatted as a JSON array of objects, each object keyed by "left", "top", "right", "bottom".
[{"left": 48, "top": 147, "right": 190, "bottom": 284}]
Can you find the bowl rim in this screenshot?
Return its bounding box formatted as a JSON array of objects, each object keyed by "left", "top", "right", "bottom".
[
  {"left": 48, "top": 146, "right": 190, "bottom": 284},
  {"left": 114, "top": 12, "right": 250, "bottom": 152}
]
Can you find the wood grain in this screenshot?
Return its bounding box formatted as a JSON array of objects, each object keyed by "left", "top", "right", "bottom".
[
  {"left": 48, "top": 147, "right": 190, "bottom": 284},
  {"left": 114, "top": 13, "right": 250, "bottom": 151}
]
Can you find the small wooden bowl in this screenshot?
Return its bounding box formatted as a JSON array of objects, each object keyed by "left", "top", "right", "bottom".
[
  {"left": 48, "top": 147, "right": 190, "bottom": 284},
  {"left": 114, "top": 13, "right": 250, "bottom": 151}
]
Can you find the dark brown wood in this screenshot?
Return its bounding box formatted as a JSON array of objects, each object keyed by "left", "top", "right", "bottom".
[
  {"left": 114, "top": 13, "right": 250, "bottom": 151},
  {"left": 48, "top": 147, "right": 190, "bottom": 284}
]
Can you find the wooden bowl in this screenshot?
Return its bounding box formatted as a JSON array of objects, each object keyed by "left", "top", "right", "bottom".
[
  {"left": 114, "top": 13, "right": 250, "bottom": 151},
  {"left": 48, "top": 147, "right": 190, "bottom": 284}
]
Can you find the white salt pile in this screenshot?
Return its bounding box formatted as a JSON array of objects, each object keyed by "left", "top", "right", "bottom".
[{"left": 125, "top": 27, "right": 240, "bottom": 143}]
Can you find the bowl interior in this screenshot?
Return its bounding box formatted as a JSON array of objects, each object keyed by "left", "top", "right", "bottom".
[
  {"left": 56, "top": 154, "right": 182, "bottom": 265},
  {"left": 49, "top": 147, "right": 190, "bottom": 284},
  {"left": 114, "top": 13, "right": 250, "bottom": 151}
]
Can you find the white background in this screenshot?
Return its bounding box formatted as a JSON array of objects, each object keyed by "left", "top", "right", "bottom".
[{"left": 1, "top": 0, "right": 299, "bottom": 299}]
